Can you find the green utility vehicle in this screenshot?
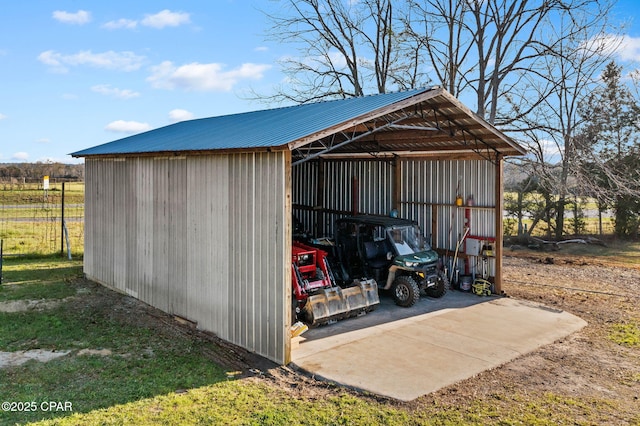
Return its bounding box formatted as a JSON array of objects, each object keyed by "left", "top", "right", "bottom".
[{"left": 332, "top": 215, "right": 448, "bottom": 307}]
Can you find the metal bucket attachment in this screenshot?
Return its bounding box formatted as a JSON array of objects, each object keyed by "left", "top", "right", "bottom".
[
  {"left": 349, "top": 278, "right": 380, "bottom": 308},
  {"left": 302, "top": 279, "right": 380, "bottom": 326}
]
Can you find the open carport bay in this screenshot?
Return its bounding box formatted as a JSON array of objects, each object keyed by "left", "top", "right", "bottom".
[{"left": 291, "top": 291, "right": 587, "bottom": 401}]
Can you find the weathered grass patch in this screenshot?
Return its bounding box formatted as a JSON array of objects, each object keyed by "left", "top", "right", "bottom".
[
  {"left": 0, "top": 182, "right": 84, "bottom": 205},
  {"left": 609, "top": 321, "right": 640, "bottom": 347},
  {"left": 0, "top": 257, "right": 83, "bottom": 298},
  {"left": 0, "top": 281, "right": 76, "bottom": 302},
  {"left": 0, "top": 260, "right": 227, "bottom": 425},
  {"left": 26, "top": 386, "right": 625, "bottom": 426},
  {"left": 0, "top": 182, "right": 84, "bottom": 256},
  {"left": 29, "top": 383, "right": 414, "bottom": 426},
  {"left": 1, "top": 346, "right": 226, "bottom": 424},
  {"left": 2, "top": 254, "right": 82, "bottom": 274}
]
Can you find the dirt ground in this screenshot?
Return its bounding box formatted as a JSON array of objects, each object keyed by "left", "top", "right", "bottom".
[
  {"left": 229, "top": 250, "right": 640, "bottom": 423},
  {"left": 430, "top": 252, "right": 640, "bottom": 421}
]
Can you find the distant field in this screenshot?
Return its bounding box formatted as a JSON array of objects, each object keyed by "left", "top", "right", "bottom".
[
  {"left": 0, "top": 182, "right": 84, "bottom": 205},
  {"left": 503, "top": 191, "right": 617, "bottom": 237},
  {"left": 0, "top": 183, "right": 84, "bottom": 256},
  {"left": 505, "top": 217, "right": 616, "bottom": 237}
]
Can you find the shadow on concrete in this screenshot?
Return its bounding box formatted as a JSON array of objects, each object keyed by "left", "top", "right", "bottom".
[{"left": 299, "top": 289, "right": 490, "bottom": 342}]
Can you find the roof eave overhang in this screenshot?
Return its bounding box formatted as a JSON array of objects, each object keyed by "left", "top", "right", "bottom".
[
  {"left": 71, "top": 145, "right": 290, "bottom": 159},
  {"left": 316, "top": 148, "right": 523, "bottom": 161},
  {"left": 286, "top": 88, "right": 526, "bottom": 165},
  {"left": 287, "top": 87, "right": 446, "bottom": 152}
]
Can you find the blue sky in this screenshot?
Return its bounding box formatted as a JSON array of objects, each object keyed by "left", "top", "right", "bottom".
[
  {"left": 0, "top": 1, "right": 284, "bottom": 164},
  {"left": 0, "top": 1, "right": 639, "bottom": 164}
]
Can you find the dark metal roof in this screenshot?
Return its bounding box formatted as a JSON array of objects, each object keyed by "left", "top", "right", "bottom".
[{"left": 71, "top": 87, "right": 526, "bottom": 160}]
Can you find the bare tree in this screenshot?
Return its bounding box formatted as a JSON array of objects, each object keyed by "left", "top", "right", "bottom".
[
  {"left": 399, "top": 0, "right": 471, "bottom": 96},
  {"left": 261, "top": 0, "right": 409, "bottom": 103},
  {"left": 406, "top": 0, "right": 619, "bottom": 125},
  {"left": 505, "top": 4, "right": 618, "bottom": 239},
  {"left": 261, "top": 1, "right": 623, "bottom": 238},
  {"left": 263, "top": 1, "right": 615, "bottom": 126}
]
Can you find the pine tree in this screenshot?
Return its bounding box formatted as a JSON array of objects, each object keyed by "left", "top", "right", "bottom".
[{"left": 577, "top": 61, "right": 640, "bottom": 237}]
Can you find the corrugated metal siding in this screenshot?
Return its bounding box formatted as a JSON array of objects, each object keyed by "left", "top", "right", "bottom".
[
  {"left": 292, "top": 158, "right": 496, "bottom": 248},
  {"left": 292, "top": 159, "right": 394, "bottom": 237},
  {"left": 399, "top": 159, "right": 496, "bottom": 249},
  {"left": 84, "top": 152, "right": 290, "bottom": 364},
  {"left": 292, "top": 161, "right": 317, "bottom": 234}
]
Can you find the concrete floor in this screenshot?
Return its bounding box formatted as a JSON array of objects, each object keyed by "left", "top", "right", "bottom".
[{"left": 291, "top": 290, "right": 587, "bottom": 401}]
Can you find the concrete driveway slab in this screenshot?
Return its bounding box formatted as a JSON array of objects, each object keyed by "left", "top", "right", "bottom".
[{"left": 291, "top": 292, "right": 587, "bottom": 401}]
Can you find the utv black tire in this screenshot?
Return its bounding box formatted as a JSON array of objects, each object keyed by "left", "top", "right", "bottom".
[
  {"left": 425, "top": 270, "right": 448, "bottom": 298},
  {"left": 392, "top": 275, "right": 420, "bottom": 307}
]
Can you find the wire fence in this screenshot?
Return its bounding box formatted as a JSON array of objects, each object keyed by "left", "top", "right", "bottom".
[
  {"left": 0, "top": 180, "right": 621, "bottom": 258},
  {"left": 0, "top": 181, "right": 84, "bottom": 258},
  {"left": 503, "top": 214, "right": 617, "bottom": 239}
]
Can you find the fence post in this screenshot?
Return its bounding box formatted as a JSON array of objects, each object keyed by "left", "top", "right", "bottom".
[{"left": 61, "top": 182, "right": 65, "bottom": 256}]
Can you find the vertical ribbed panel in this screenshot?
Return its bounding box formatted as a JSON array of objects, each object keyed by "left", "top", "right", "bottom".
[
  {"left": 399, "top": 159, "right": 496, "bottom": 251},
  {"left": 292, "top": 159, "right": 394, "bottom": 237},
  {"left": 227, "top": 152, "right": 287, "bottom": 362},
  {"left": 291, "top": 161, "right": 318, "bottom": 234},
  {"left": 292, "top": 157, "right": 496, "bottom": 255},
  {"left": 137, "top": 158, "right": 154, "bottom": 303},
  {"left": 83, "top": 152, "right": 289, "bottom": 364},
  {"left": 186, "top": 155, "right": 229, "bottom": 341}
]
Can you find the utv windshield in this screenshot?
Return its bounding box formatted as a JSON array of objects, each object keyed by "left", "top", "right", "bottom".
[{"left": 386, "top": 225, "right": 428, "bottom": 255}]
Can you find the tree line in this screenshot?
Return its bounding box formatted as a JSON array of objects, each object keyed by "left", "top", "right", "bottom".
[
  {"left": 0, "top": 162, "right": 84, "bottom": 182},
  {"left": 261, "top": 0, "right": 639, "bottom": 238}
]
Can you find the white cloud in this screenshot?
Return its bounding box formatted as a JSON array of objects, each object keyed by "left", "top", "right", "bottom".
[
  {"left": 147, "top": 61, "right": 271, "bottom": 91},
  {"left": 141, "top": 10, "right": 190, "bottom": 29},
  {"left": 255, "top": 46, "right": 269, "bottom": 52},
  {"left": 169, "top": 109, "right": 194, "bottom": 122},
  {"left": 12, "top": 152, "right": 29, "bottom": 161},
  {"left": 37, "top": 138, "right": 50, "bottom": 144},
  {"left": 53, "top": 10, "right": 92, "bottom": 25},
  {"left": 328, "top": 51, "right": 348, "bottom": 68},
  {"left": 105, "top": 120, "right": 151, "bottom": 134},
  {"left": 38, "top": 50, "right": 145, "bottom": 73},
  {"left": 102, "top": 10, "right": 190, "bottom": 31},
  {"left": 102, "top": 18, "right": 138, "bottom": 30},
  {"left": 0, "top": 113, "right": 6, "bottom": 120},
  {"left": 614, "top": 35, "right": 640, "bottom": 62},
  {"left": 587, "top": 34, "right": 640, "bottom": 62},
  {"left": 539, "top": 139, "right": 563, "bottom": 162},
  {"left": 92, "top": 84, "right": 141, "bottom": 99}
]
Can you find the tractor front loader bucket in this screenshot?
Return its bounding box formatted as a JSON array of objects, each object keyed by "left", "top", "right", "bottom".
[{"left": 301, "top": 278, "right": 379, "bottom": 326}]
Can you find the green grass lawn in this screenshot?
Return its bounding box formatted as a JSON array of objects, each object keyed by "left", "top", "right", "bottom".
[
  {"left": 0, "top": 257, "right": 635, "bottom": 425},
  {"left": 0, "top": 257, "right": 228, "bottom": 425},
  {"left": 0, "top": 182, "right": 84, "bottom": 257},
  {"left": 0, "top": 183, "right": 84, "bottom": 206},
  {"left": 0, "top": 222, "right": 84, "bottom": 257}
]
